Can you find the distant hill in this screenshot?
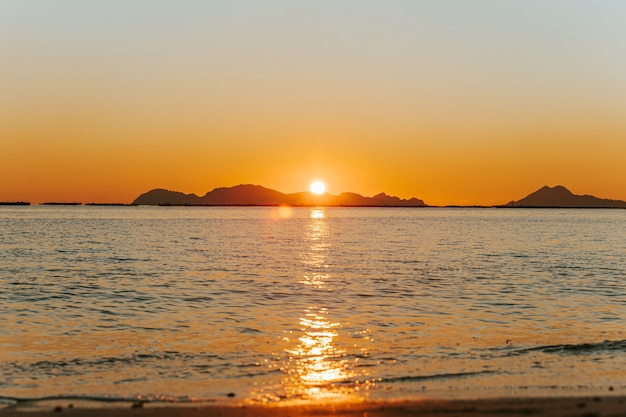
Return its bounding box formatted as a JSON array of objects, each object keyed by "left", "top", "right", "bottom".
[
  {"left": 502, "top": 185, "right": 626, "bottom": 208},
  {"left": 133, "top": 184, "right": 427, "bottom": 207}
]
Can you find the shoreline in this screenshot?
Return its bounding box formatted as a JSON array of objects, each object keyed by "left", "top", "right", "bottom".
[{"left": 2, "top": 396, "right": 626, "bottom": 416}]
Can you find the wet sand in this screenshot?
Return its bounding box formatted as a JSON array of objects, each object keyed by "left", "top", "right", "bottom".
[{"left": 2, "top": 396, "right": 626, "bottom": 417}]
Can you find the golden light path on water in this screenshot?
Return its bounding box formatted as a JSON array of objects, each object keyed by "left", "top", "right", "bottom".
[{"left": 280, "top": 208, "right": 365, "bottom": 402}]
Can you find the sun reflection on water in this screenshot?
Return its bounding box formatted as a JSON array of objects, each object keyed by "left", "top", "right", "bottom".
[
  {"left": 299, "top": 208, "right": 330, "bottom": 288},
  {"left": 279, "top": 208, "right": 367, "bottom": 403},
  {"left": 283, "top": 307, "right": 355, "bottom": 401},
  {"left": 309, "top": 208, "right": 325, "bottom": 219}
]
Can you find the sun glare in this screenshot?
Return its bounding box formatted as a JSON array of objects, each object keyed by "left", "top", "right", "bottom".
[{"left": 310, "top": 181, "right": 326, "bottom": 195}]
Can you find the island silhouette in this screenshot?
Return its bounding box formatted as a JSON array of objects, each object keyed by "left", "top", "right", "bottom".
[
  {"left": 133, "top": 184, "right": 428, "bottom": 207},
  {"left": 500, "top": 185, "right": 626, "bottom": 208},
  {"left": 2, "top": 185, "right": 625, "bottom": 207},
  {"left": 131, "top": 184, "right": 626, "bottom": 208}
]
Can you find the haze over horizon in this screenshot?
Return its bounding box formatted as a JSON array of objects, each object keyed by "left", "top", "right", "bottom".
[{"left": 2, "top": 1, "right": 626, "bottom": 206}]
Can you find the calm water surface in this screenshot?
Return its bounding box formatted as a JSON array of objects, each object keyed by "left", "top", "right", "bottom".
[{"left": 1, "top": 206, "right": 625, "bottom": 405}]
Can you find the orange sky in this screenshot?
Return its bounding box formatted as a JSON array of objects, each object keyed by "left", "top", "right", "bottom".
[{"left": 2, "top": 2, "right": 625, "bottom": 206}]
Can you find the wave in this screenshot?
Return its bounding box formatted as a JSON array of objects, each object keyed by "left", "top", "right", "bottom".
[
  {"left": 506, "top": 339, "right": 626, "bottom": 357},
  {"left": 0, "top": 394, "right": 214, "bottom": 406},
  {"left": 381, "top": 370, "right": 496, "bottom": 383},
  {"left": 1, "top": 351, "right": 226, "bottom": 383}
]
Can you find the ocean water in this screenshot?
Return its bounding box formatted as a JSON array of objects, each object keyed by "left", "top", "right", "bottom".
[{"left": 1, "top": 206, "right": 625, "bottom": 406}]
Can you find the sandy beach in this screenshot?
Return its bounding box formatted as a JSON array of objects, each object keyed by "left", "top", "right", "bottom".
[{"left": 2, "top": 396, "right": 626, "bottom": 417}]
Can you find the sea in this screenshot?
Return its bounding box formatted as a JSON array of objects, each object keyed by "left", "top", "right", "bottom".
[{"left": 1, "top": 206, "right": 625, "bottom": 407}]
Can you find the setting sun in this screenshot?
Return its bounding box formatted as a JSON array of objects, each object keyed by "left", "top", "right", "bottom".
[{"left": 310, "top": 181, "right": 326, "bottom": 195}]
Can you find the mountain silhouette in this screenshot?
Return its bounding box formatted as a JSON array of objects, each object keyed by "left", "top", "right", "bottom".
[
  {"left": 502, "top": 185, "right": 626, "bottom": 208},
  {"left": 133, "top": 184, "right": 427, "bottom": 207}
]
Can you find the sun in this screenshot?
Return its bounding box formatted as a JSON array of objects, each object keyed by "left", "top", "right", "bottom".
[{"left": 310, "top": 180, "right": 326, "bottom": 195}]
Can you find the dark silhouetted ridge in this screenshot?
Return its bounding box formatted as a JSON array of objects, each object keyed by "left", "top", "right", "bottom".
[
  {"left": 132, "top": 185, "right": 428, "bottom": 207},
  {"left": 501, "top": 185, "right": 626, "bottom": 208},
  {"left": 200, "top": 184, "right": 286, "bottom": 205},
  {"left": 133, "top": 189, "right": 202, "bottom": 206}
]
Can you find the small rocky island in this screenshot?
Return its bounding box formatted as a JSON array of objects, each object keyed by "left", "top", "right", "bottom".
[{"left": 501, "top": 185, "right": 626, "bottom": 208}]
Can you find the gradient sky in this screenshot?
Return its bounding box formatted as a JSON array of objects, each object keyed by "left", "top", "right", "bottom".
[{"left": 2, "top": 1, "right": 625, "bottom": 205}]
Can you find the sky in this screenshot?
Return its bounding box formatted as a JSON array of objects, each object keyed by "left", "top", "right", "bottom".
[{"left": 2, "top": 1, "right": 625, "bottom": 206}]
